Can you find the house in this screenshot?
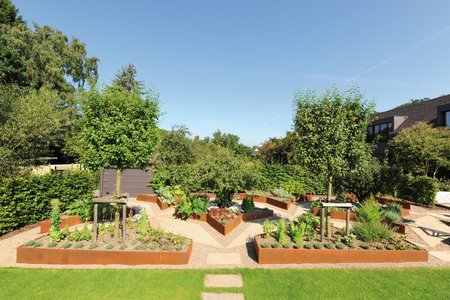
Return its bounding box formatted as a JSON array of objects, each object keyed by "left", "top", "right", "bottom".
[{"left": 368, "top": 94, "right": 450, "bottom": 157}]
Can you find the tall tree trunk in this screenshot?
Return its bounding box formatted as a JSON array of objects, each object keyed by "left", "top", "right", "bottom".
[
  {"left": 116, "top": 168, "right": 122, "bottom": 196},
  {"left": 326, "top": 175, "right": 332, "bottom": 238}
]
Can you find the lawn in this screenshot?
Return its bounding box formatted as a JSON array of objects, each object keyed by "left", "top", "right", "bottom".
[{"left": 0, "top": 267, "right": 449, "bottom": 299}]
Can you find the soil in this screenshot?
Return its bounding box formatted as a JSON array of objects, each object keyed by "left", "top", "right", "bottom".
[{"left": 208, "top": 208, "right": 241, "bottom": 224}]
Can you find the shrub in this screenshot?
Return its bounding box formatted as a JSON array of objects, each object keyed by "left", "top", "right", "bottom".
[
  {"left": 89, "top": 243, "right": 98, "bottom": 249},
  {"left": 385, "top": 244, "right": 396, "bottom": 250},
  {"left": 74, "top": 242, "right": 84, "bottom": 249},
  {"left": 104, "top": 243, "right": 114, "bottom": 250},
  {"left": 360, "top": 243, "right": 370, "bottom": 250},
  {"left": 119, "top": 243, "right": 128, "bottom": 250},
  {"left": 49, "top": 199, "right": 62, "bottom": 242},
  {"left": 385, "top": 203, "right": 403, "bottom": 215},
  {"left": 24, "top": 240, "right": 35, "bottom": 247},
  {"left": 47, "top": 241, "right": 58, "bottom": 248},
  {"left": 33, "top": 240, "right": 43, "bottom": 248},
  {"left": 400, "top": 176, "right": 439, "bottom": 205},
  {"left": 356, "top": 198, "right": 383, "bottom": 224},
  {"left": 0, "top": 170, "right": 94, "bottom": 235},
  {"left": 241, "top": 196, "right": 255, "bottom": 212}
]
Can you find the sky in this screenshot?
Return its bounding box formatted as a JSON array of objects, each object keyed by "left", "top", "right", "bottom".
[{"left": 13, "top": 0, "right": 450, "bottom": 146}]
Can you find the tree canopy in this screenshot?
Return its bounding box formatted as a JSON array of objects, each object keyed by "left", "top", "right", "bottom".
[{"left": 293, "top": 86, "right": 375, "bottom": 200}]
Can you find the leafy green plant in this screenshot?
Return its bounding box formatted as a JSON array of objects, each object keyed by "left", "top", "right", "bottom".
[
  {"left": 352, "top": 222, "right": 393, "bottom": 243},
  {"left": 241, "top": 196, "right": 255, "bottom": 212},
  {"left": 176, "top": 195, "right": 208, "bottom": 220},
  {"left": 298, "top": 212, "right": 319, "bottom": 238},
  {"left": 271, "top": 188, "right": 294, "bottom": 201},
  {"left": 262, "top": 219, "right": 275, "bottom": 239},
  {"left": 49, "top": 199, "right": 61, "bottom": 242},
  {"left": 276, "top": 219, "right": 288, "bottom": 244},
  {"left": 137, "top": 209, "right": 150, "bottom": 235},
  {"left": 104, "top": 243, "right": 114, "bottom": 250},
  {"left": 156, "top": 186, "right": 176, "bottom": 205},
  {"left": 385, "top": 203, "right": 403, "bottom": 215},
  {"left": 66, "top": 198, "right": 93, "bottom": 222},
  {"left": 289, "top": 221, "right": 306, "bottom": 245},
  {"left": 360, "top": 243, "right": 370, "bottom": 250}
]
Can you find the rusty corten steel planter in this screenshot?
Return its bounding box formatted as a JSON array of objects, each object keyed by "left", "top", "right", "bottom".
[
  {"left": 266, "top": 196, "right": 293, "bottom": 210},
  {"left": 40, "top": 215, "right": 81, "bottom": 234},
  {"left": 238, "top": 193, "right": 267, "bottom": 203},
  {"left": 312, "top": 207, "right": 357, "bottom": 221},
  {"left": 136, "top": 193, "right": 158, "bottom": 203},
  {"left": 156, "top": 197, "right": 181, "bottom": 210},
  {"left": 254, "top": 236, "right": 428, "bottom": 264},
  {"left": 206, "top": 214, "right": 242, "bottom": 235},
  {"left": 385, "top": 221, "right": 406, "bottom": 234},
  {"left": 17, "top": 239, "right": 193, "bottom": 265}
]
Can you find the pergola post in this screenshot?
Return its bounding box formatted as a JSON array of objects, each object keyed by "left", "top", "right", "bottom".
[
  {"left": 93, "top": 203, "right": 98, "bottom": 242},
  {"left": 320, "top": 207, "right": 325, "bottom": 242}
]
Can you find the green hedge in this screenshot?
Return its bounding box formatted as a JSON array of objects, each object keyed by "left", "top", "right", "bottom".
[
  {"left": 150, "top": 162, "right": 325, "bottom": 195},
  {"left": 399, "top": 175, "right": 439, "bottom": 205},
  {"left": 0, "top": 171, "right": 95, "bottom": 235}
]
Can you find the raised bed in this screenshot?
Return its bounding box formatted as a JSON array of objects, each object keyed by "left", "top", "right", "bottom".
[
  {"left": 254, "top": 235, "right": 427, "bottom": 264},
  {"left": 385, "top": 221, "right": 406, "bottom": 234},
  {"left": 183, "top": 212, "right": 208, "bottom": 222},
  {"left": 237, "top": 193, "right": 267, "bottom": 203},
  {"left": 17, "top": 239, "right": 193, "bottom": 265},
  {"left": 136, "top": 193, "right": 158, "bottom": 203},
  {"left": 312, "top": 207, "right": 357, "bottom": 221},
  {"left": 242, "top": 208, "right": 273, "bottom": 222},
  {"left": 206, "top": 214, "right": 242, "bottom": 235},
  {"left": 40, "top": 215, "right": 81, "bottom": 234},
  {"left": 375, "top": 197, "right": 410, "bottom": 216},
  {"left": 266, "top": 196, "right": 293, "bottom": 210},
  {"left": 157, "top": 197, "right": 181, "bottom": 210}
]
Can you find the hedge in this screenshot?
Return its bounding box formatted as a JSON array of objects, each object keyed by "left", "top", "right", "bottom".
[
  {"left": 150, "top": 162, "right": 326, "bottom": 195},
  {"left": 0, "top": 170, "right": 95, "bottom": 235}
]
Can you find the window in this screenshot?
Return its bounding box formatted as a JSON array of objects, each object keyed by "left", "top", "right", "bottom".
[
  {"left": 445, "top": 111, "right": 450, "bottom": 128},
  {"left": 367, "top": 121, "right": 393, "bottom": 142}
]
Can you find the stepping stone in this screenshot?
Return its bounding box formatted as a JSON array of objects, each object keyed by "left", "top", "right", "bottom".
[
  {"left": 429, "top": 251, "right": 450, "bottom": 262},
  {"left": 204, "top": 274, "right": 243, "bottom": 288},
  {"left": 206, "top": 253, "right": 241, "bottom": 265},
  {"left": 201, "top": 293, "right": 244, "bottom": 300}
]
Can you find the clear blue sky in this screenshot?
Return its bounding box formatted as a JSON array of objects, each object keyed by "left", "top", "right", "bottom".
[{"left": 14, "top": 0, "right": 450, "bottom": 146}]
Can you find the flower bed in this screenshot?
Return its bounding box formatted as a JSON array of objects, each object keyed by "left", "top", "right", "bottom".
[
  {"left": 136, "top": 194, "right": 158, "bottom": 203},
  {"left": 40, "top": 215, "right": 81, "bottom": 234},
  {"left": 157, "top": 197, "right": 181, "bottom": 210},
  {"left": 17, "top": 238, "right": 193, "bottom": 265},
  {"left": 312, "top": 207, "right": 357, "bottom": 221},
  {"left": 254, "top": 235, "right": 427, "bottom": 264}
]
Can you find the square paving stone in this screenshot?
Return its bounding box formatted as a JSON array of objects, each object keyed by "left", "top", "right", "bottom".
[
  {"left": 201, "top": 293, "right": 245, "bottom": 300},
  {"left": 204, "top": 274, "right": 243, "bottom": 288}
]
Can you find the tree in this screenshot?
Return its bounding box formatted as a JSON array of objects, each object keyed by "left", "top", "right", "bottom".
[
  {"left": 293, "top": 87, "right": 374, "bottom": 237},
  {"left": 156, "top": 125, "right": 195, "bottom": 165},
  {"left": 388, "top": 122, "right": 450, "bottom": 177},
  {"left": 207, "top": 130, "right": 253, "bottom": 157},
  {"left": 113, "top": 64, "right": 143, "bottom": 92},
  {"left": 79, "top": 84, "right": 159, "bottom": 196},
  {"left": 0, "top": 85, "right": 66, "bottom": 177}
]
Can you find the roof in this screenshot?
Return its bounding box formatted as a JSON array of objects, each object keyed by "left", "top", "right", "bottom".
[{"left": 374, "top": 94, "right": 450, "bottom": 133}]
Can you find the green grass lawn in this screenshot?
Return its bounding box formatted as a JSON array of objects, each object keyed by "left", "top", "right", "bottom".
[{"left": 1, "top": 267, "right": 449, "bottom": 299}]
